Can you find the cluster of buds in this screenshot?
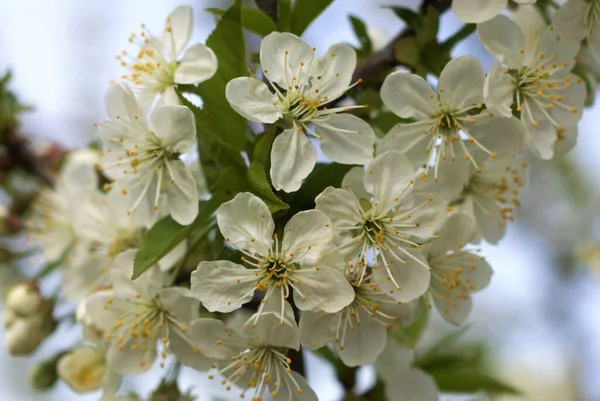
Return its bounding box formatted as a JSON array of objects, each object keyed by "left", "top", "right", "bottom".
[{"left": 3, "top": 281, "right": 55, "bottom": 356}]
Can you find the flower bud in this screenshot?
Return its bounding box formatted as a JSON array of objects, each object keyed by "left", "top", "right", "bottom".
[
  {"left": 29, "top": 356, "right": 60, "bottom": 390},
  {"left": 57, "top": 346, "right": 108, "bottom": 393},
  {"left": 3, "top": 308, "right": 17, "bottom": 328},
  {"left": 6, "top": 282, "right": 42, "bottom": 316},
  {"left": 5, "top": 314, "right": 54, "bottom": 356}
]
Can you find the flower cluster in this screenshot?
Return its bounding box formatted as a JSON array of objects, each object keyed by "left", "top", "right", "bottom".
[{"left": 3, "top": 1, "right": 596, "bottom": 401}]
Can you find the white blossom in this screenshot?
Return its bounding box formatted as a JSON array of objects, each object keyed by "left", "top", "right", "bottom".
[
  {"left": 191, "top": 306, "right": 317, "bottom": 401},
  {"left": 83, "top": 250, "right": 213, "bottom": 375},
  {"left": 225, "top": 32, "right": 375, "bottom": 192},
  {"left": 453, "top": 0, "right": 537, "bottom": 23},
  {"left": 423, "top": 214, "right": 493, "bottom": 326},
  {"left": 190, "top": 192, "right": 354, "bottom": 325},
  {"left": 96, "top": 82, "right": 199, "bottom": 225},
  {"left": 478, "top": 15, "right": 585, "bottom": 159},
  {"left": 299, "top": 265, "right": 419, "bottom": 367},
  {"left": 379, "top": 56, "right": 525, "bottom": 180},
  {"left": 375, "top": 341, "right": 439, "bottom": 401},
  {"left": 315, "top": 151, "right": 447, "bottom": 303},
  {"left": 117, "top": 6, "right": 217, "bottom": 108},
  {"left": 449, "top": 158, "right": 529, "bottom": 244},
  {"left": 57, "top": 346, "right": 119, "bottom": 395},
  {"left": 553, "top": 0, "right": 600, "bottom": 65},
  {"left": 28, "top": 150, "right": 99, "bottom": 262}
]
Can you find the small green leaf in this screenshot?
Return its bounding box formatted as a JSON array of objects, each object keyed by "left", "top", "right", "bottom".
[
  {"left": 290, "top": 0, "right": 334, "bottom": 35},
  {"left": 195, "top": 0, "right": 247, "bottom": 151},
  {"left": 385, "top": 6, "right": 420, "bottom": 32},
  {"left": 428, "top": 371, "right": 521, "bottom": 395},
  {"left": 177, "top": 92, "right": 246, "bottom": 190},
  {"left": 395, "top": 37, "right": 421, "bottom": 66},
  {"left": 247, "top": 162, "right": 289, "bottom": 213},
  {"left": 132, "top": 195, "right": 227, "bottom": 280},
  {"left": 349, "top": 15, "right": 372, "bottom": 52},
  {"left": 247, "top": 126, "right": 289, "bottom": 213},
  {"left": 417, "top": 5, "right": 440, "bottom": 46},
  {"left": 206, "top": 7, "right": 277, "bottom": 37},
  {"left": 278, "top": 0, "right": 292, "bottom": 32}
]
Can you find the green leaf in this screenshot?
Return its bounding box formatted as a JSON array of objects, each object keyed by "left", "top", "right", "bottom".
[
  {"left": 417, "top": 5, "right": 440, "bottom": 46},
  {"left": 206, "top": 7, "right": 277, "bottom": 37},
  {"left": 247, "top": 126, "right": 289, "bottom": 213},
  {"left": 385, "top": 6, "right": 420, "bottom": 32},
  {"left": 394, "top": 37, "right": 421, "bottom": 66},
  {"left": 177, "top": 92, "right": 246, "bottom": 190},
  {"left": 278, "top": 0, "right": 292, "bottom": 32},
  {"left": 428, "top": 371, "right": 521, "bottom": 395},
  {"left": 247, "top": 163, "right": 289, "bottom": 213},
  {"left": 290, "top": 0, "right": 334, "bottom": 35},
  {"left": 132, "top": 195, "right": 227, "bottom": 280},
  {"left": 349, "top": 15, "right": 372, "bottom": 52},
  {"left": 194, "top": 0, "right": 247, "bottom": 151}
]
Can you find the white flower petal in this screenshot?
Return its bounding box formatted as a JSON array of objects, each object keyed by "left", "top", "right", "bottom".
[
  {"left": 270, "top": 128, "right": 317, "bottom": 193},
  {"left": 175, "top": 43, "right": 217, "bottom": 84},
  {"left": 397, "top": 193, "right": 447, "bottom": 241},
  {"left": 364, "top": 150, "right": 415, "bottom": 215},
  {"left": 376, "top": 342, "right": 439, "bottom": 401},
  {"left": 335, "top": 309, "right": 387, "bottom": 367},
  {"left": 160, "top": 86, "right": 180, "bottom": 106},
  {"left": 163, "top": 5, "right": 193, "bottom": 59},
  {"left": 484, "top": 62, "right": 515, "bottom": 118},
  {"left": 310, "top": 43, "right": 356, "bottom": 101},
  {"left": 159, "top": 286, "right": 199, "bottom": 324},
  {"left": 314, "top": 114, "right": 375, "bottom": 164},
  {"left": 432, "top": 288, "right": 473, "bottom": 326},
  {"left": 105, "top": 83, "right": 142, "bottom": 122},
  {"left": 377, "top": 122, "right": 431, "bottom": 167},
  {"left": 190, "top": 260, "right": 257, "bottom": 313},
  {"left": 169, "top": 330, "right": 215, "bottom": 371},
  {"left": 555, "top": 126, "right": 578, "bottom": 154},
  {"left": 414, "top": 159, "right": 471, "bottom": 200},
  {"left": 477, "top": 16, "right": 525, "bottom": 69},
  {"left": 292, "top": 266, "right": 355, "bottom": 313},
  {"left": 110, "top": 249, "right": 164, "bottom": 300},
  {"left": 375, "top": 247, "right": 431, "bottom": 302},
  {"left": 82, "top": 292, "right": 124, "bottom": 334},
  {"left": 438, "top": 56, "right": 485, "bottom": 109},
  {"left": 282, "top": 210, "right": 333, "bottom": 265},
  {"left": 190, "top": 318, "right": 246, "bottom": 360},
  {"left": 453, "top": 0, "right": 507, "bottom": 23},
  {"left": 225, "top": 77, "right": 282, "bottom": 123},
  {"left": 165, "top": 160, "right": 199, "bottom": 225},
  {"left": 429, "top": 213, "right": 476, "bottom": 256},
  {"left": 106, "top": 338, "right": 157, "bottom": 375},
  {"left": 149, "top": 106, "right": 196, "bottom": 153},
  {"left": 380, "top": 71, "right": 437, "bottom": 120},
  {"left": 342, "top": 167, "right": 370, "bottom": 201},
  {"left": 260, "top": 32, "right": 314, "bottom": 88},
  {"left": 217, "top": 192, "right": 275, "bottom": 256},
  {"left": 299, "top": 311, "right": 337, "bottom": 349},
  {"left": 552, "top": 0, "right": 588, "bottom": 44},
  {"left": 272, "top": 372, "right": 318, "bottom": 401},
  {"left": 522, "top": 108, "right": 556, "bottom": 159},
  {"left": 315, "top": 187, "right": 363, "bottom": 232},
  {"left": 244, "top": 292, "right": 300, "bottom": 349},
  {"left": 466, "top": 115, "right": 525, "bottom": 160}
]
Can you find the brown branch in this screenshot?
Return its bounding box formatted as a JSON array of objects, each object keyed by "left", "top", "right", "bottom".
[{"left": 352, "top": 0, "right": 453, "bottom": 86}]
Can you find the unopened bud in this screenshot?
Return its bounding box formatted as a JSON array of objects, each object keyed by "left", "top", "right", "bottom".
[
  {"left": 6, "top": 282, "right": 42, "bottom": 317},
  {"left": 29, "top": 355, "right": 61, "bottom": 390},
  {"left": 3, "top": 308, "right": 17, "bottom": 328},
  {"left": 6, "top": 314, "right": 54, "bottom": 356},
  {"left": 57, "top": 346, "right": 109, "bottom": 393}
]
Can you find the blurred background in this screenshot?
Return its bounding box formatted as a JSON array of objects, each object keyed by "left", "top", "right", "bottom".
[{"left": 1, "top": 0, "right": 600, "bottom": 400}]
